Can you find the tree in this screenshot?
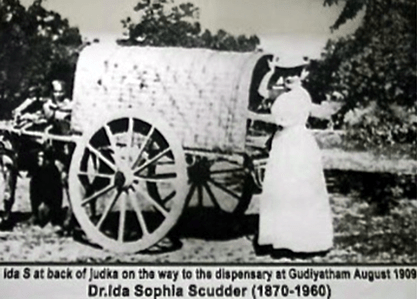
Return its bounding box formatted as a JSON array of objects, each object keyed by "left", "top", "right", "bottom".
[
  {"left": 306, "top": 0, "right": 416, "bottom": 146},
  {"left": 119, "top": 0, "right": 260, "bottom": 51},
  {"left": 0, "top": 0, "right": 82, "bottom": 118}
]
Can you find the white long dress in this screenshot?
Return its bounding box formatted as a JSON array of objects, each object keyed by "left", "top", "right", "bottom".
[{"left": 258, "top": 85, "right": 333, "bottom": 252}]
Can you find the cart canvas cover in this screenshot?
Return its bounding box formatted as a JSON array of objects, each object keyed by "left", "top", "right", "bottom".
[{"left": 72, "top": 45, "right": 266, "bottom": 152}]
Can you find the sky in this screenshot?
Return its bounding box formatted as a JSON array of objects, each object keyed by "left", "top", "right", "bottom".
[{"left": 20, "top": 0, "right": 364, "bottom": 59}]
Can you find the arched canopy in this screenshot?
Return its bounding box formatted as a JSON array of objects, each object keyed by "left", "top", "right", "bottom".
[{"left": 72, "top": 45, "right": 307, "bottom": 152}]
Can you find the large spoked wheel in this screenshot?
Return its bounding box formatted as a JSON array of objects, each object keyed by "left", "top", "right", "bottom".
[
  {"left": 184, "top": 156, "right": 255, "bottom": 214},
  {"left": 69, "top": 112, "right": 188, "bottom": 253},
  {"left": 0, "top": 153, "right": 16, "bottom": 226},
  {"left": 0, "top": 135, "right": 17, "bottom": 227}
]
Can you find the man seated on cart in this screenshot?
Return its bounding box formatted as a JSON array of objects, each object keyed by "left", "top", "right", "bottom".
[
  {"left": 43, "top": 80, "right": 73, "bottom": 135},
  {"left": 12, "top": 80, "right": 72, "bottom": 133},
  {"left": 12, "top": 85, "right": 46, "bottom": 129},
  {"left": 11, "top": 80, "right": 73, "bottom": 168},
  {"left": 42, "top": 79, "right": 73, "bottom": 171}
]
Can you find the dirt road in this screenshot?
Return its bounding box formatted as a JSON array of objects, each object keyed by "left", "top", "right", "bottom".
[{"left": 0, "top": 175, "right": 416, "bottom": 263}]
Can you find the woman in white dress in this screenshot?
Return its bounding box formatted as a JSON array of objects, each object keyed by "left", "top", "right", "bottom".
[{"left": 252, "top": 59, "right": 333, "bottom": 256}]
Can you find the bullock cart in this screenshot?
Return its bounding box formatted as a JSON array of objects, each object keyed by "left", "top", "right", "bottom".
[{"left": 0, "top": 45, "right": 302, "bottom": 253}]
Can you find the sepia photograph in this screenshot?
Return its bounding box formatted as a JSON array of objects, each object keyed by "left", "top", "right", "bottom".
[{"left": 0, "top": 0, "right": 415, "bottom": 264}]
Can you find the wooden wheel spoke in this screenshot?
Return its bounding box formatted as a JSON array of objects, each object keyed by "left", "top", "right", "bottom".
[
  {"left": 96, "top": 189, "right": 122, "bottom": 229},
  {"left": 135, "top": 172, "right": 177, "bottom": 182},
  {"left": 78, "top": 171, "right": 114, "bottom": 179},
  {"left": 134, "top": 147, "right": 171, "bottom": 174},
  {"left": 128, "top": 191, "right": 150, "bottom": 236},
  {"left": 161, "top": 190, "right": 176, "bottom": 204},
  {"left": 118, "top": 192, "right": 127, "bottom": 243},
  {"left": 87, "top": 144, "right": 116, "bottom": 171},
  {"left": 208, "top": 178, "right": 240, "bottom": 200},
  {"left": 104, "top": 124, "right": 116, "bottom": 147},
  {"left": 154, "top": 160, "right": 175, "bottom": 166},
  {"left": 185, "top": 184, "right": 196, "bottom": 207},
  {"left": 81, "top": 184, "right": 116, "bottom": 206},
  {"left": 132, "top": 126, "right": 155, "bottom": 169},
  {"left": 210, "top": 167, "right": 244, "bottom": 175},
  {"left": 203, "top": 183, "right": 222, "bottom": 210},
  {"left": 103, "top": 124, "right": 123, "bottom": 165},
  {"left": 138, "top": 189, "right": 169, "bottom": 217},
  {"left": 197, "top": 184, "right": 203, "bottom": 206},
  {"left": 127, "top": 117, "right": 134, "bottom": 148}
]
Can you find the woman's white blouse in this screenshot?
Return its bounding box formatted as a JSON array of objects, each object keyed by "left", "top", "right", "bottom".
[{"left": 271, "top": 86, "right": 312, "bottom": 127}]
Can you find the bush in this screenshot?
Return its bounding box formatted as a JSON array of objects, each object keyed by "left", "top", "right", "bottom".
[{"left": 306, "top": 0, "right": 416, "bottom": 147}]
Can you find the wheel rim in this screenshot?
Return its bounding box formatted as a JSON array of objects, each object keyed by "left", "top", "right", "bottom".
[
  {"left": 0, "top": 154, "right": 16, "bottom": 219},
  {"left": 69, "top": 112, "right": 187, "bottom": 253}
]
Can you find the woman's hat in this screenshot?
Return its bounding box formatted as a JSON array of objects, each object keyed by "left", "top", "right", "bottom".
[{"left": 272, "top": 54, "right": 310, "bottom": 68}]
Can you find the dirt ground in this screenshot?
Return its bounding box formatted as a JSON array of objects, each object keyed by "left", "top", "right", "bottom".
[{"left": 0, "top": 173, "right": 416, "bottom": 264}]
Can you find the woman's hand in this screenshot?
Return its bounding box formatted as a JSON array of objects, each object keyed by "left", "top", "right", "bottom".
[
  {"left": 258, "top": 59, "right": 276, "bottom": 98},
  {"left": 310, "top": 101, "right": 343, "bottom": 120},
  {"left": 267, "top": 58, "right": 276, "bottom": 72}
]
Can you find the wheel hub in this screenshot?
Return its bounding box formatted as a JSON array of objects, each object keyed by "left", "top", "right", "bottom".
[
  {"left": 187, "top": 157, "right": 212, "bottom": 185},
  {"left": 115, "top": 167, "right": 136, "bottom": 190}
]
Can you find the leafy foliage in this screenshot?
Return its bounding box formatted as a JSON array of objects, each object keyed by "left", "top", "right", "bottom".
[
  {"left": 324, "top": 0, "right": 368, "bottom": 31},
  {"left": 306, "top": 0, "right": 416, "bottom": 146},
  {"left": 0, "top": 0, "right": 82, "bottom": 118},
  {"left": 119, "top": 0, "right": 260, "bottom": 51}
]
